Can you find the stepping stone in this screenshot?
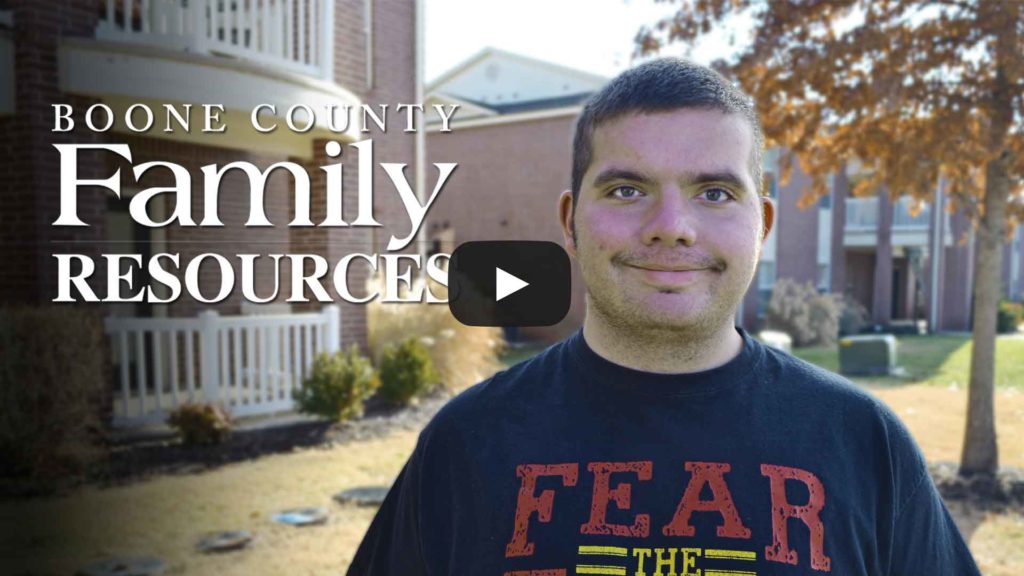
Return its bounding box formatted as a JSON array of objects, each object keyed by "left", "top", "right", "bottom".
[
  {"left": 76, "top": 557, "right": 166, "bottom": 576},
  {"left": 333, "top": 486, "right": 390, "bottom": 506},
  {"left": 272, "top": 506, "right": 328, "bottom": 526},
  {"left": 197, "top": 530, "right": 253, "bottom": 553}
]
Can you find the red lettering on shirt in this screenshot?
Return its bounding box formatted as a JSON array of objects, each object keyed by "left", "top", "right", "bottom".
[
  {"left": 505, "top": 463, "right": 579, "bottom": 558},
  {"left": 761, "top": 463, "right": 832, "bottom": 572},
  {"left": 662, "top": 461, "right": 752, "bottom": 539},
  {"left": 580, "top": 460, "right": 653, "bottom": 537}
]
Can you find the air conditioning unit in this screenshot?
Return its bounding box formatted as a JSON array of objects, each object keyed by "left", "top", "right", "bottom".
[{"left": 839, "top": 334, "right": 897, "bottom": 376}]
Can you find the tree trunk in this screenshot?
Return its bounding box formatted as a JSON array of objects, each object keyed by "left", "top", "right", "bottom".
[{"left": 959, "top": 155, "right": 1008, "bottom": 477}]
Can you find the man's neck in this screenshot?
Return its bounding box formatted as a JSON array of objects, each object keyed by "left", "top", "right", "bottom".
[{"left": 581, "top": 312, "right": 744, "bottom": 374}]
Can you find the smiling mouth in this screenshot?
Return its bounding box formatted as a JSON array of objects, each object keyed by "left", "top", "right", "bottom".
[
  {"left": 627, "top": 264, "right": 708, "bottom": 272},
  {"left": 625, "top": 264, "right": 711, "bottom": 287}
]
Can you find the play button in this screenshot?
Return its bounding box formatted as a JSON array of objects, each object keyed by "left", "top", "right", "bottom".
[
  {"left": 495, "top": 267, "right": 528, "bottom": 301},
  {"left": 448, "top": 241, "right": 571, "bottom": 327}
]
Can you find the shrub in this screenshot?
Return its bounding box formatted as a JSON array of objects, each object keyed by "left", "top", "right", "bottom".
[
  {"left": 166, "top": 403, "right": 232, "bottom": 446},
  {"left": 378, "top": 338, "right": 440, "bottom": 406},
  {"left": 766, "top": 278, "right": 843, "bottom": 347},
  {"left": 294, "top": 345, "right": 379, "bottom": 422},
  {"left": 839, "top": 295, "right": 870, "bottom": 336},
  {"left": 367, "top": 277, "right": 504, "bottom": 391},
  {"left": 0, "top": 306, "right": 108, "bottom": 490},
  {"left": 997, "top": 300, "right": 1023, "bottom": 334}
]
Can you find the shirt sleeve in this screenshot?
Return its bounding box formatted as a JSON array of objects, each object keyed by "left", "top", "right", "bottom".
[
  {"left": 887, "top": 471, "right": 981, "bottom": 576},
  {"left": 345, "top": 446, "right": 430, "bottom": 576}
]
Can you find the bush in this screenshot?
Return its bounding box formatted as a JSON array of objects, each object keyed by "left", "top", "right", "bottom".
[
  {"left": 839, "top": 295, "right": 871, "bottom": 336},
  {"left": 0, "top": 306, "right": 108, "bottom": 489},
  {"left": 294, "top": 345, "right": 379, "bottom": 422},
  {"left": 766, "top": 278, "right": 843, "bottom": 347},
  {"left": 378, "top": 338, "right": 440, "bottom": 406},
  {"left": 367, "top": 277, "right": 504, "bottom": 391},
  {"left": 166, "top": 403, "right": 232, "bottom": 446},
  {"left": 997, "top": 300, "right": 1023, "bottom": 334}
]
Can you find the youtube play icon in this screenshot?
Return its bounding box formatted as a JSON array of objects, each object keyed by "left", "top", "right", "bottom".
[{"left": 448, "top": 241, "right": 571, "bottom": 327}]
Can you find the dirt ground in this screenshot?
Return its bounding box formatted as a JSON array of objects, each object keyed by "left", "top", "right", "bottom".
[{"left": 2, "top": 384, "right": 1022, "bottom": 575}]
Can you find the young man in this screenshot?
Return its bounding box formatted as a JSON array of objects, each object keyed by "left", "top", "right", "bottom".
[{"left": 347, "top": 59, "right": 980, "bottom": 575}]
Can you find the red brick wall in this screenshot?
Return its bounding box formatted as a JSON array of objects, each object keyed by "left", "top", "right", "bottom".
[
  {"left": 0, "top": 1, "right": 103, "bottom": 304},
  {"left": 427, "top": 113, "right": 584, "bottom": 342},
  {"left": 774, "top": 167, "right": 820, "bottom": 286}
]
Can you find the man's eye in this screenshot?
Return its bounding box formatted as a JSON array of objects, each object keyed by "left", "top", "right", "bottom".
[
  {"left": 609, "top": 186, "right": 643, "bottom": 200},
  {"left": 701, "top": 187, "right": 733, "bottom": 203}
]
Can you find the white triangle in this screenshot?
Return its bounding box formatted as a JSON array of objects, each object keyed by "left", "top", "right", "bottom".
[{"left": 495, "top": 267, "right": 529, "bottom": 302}]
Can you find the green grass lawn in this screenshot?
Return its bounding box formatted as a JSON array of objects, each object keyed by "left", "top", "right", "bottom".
[{"left": 792, "top": 334, "right": 1024, "bottom": 389}]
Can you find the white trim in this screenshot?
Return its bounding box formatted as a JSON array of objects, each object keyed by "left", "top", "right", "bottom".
[
  {"left": 426, "top": 105, "right": 581, "bottom": 132},
  {"left": 425, "top": 92, "right": 497, "bottom": 118},
  {"left": 427, "top": 47, "right": 607, "bottom": 93}
]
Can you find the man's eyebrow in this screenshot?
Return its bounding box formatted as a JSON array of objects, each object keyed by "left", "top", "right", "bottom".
[
  {"left": 590, "top": 168, "right": 656, "bottom": 188},
  {"left": 590, "top": 168, "right": 751, "bottom": 195},
  {"left": 685, "top": 170, "right": 750, "bottom": 194}
]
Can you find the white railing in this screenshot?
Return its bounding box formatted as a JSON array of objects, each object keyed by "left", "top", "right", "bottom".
[
  {"left": 105, "top": 305, "right": 340, "bottom": 428},
  {"left": 95, "top": 0, "right": 335, "bottom": 80},
  {"left": 845, "top": 196, "right": 940, "bottom": 230}
]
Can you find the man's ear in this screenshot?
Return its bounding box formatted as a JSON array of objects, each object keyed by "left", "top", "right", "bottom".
[
  {"left": 760, "top": 196, "right": 776, "bottom": 244},
  {"left": 558, "top": 189, "right": 577, "bottom": 257}
]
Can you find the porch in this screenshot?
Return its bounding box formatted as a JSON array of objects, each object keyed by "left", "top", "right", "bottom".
[{"left": 106, "top": 305, "right": 341, "bottom": 428}]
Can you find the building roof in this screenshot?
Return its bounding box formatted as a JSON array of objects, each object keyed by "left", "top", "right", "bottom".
[{"left": 427, "top": 48, "right": 606, "bottom": 114}]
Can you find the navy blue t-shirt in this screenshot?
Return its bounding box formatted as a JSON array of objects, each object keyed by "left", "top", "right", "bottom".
[{"left": 347, "top": 327, "right": 980, "bottom": 575}]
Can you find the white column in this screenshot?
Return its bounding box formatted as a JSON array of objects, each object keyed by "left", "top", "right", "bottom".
[
  {"left": 321, "top": 0, "right": 336, "bottom": 81},
  {"left": 199, "top": 310, "right": 221, "bottom": 403},
  {"left": 323, "top": 304, "right": 341, "bottom": 353},
  {"left": 929, "top": 177, "right": 945, "bottom": 332}
]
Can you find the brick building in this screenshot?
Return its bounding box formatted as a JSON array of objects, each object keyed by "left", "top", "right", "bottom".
[
  {"left": 1, "top": 0, "right": 421, "bottom": 329},
  {"left": 0, "top": 0, "right": 422, "bottom": 425},
  {"left": 427, "top": 49, "right": 1024, "bottom": 341}
]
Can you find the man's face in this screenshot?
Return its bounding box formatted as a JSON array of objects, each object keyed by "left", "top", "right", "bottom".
[{"left": 559, "top": 109, "right": 774, "bottom": 333}]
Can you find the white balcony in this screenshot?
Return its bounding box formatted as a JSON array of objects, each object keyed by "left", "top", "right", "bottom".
[
  {"left": 844, "top": 196, "right": 951, "bottom": 247},
  {"left": 59, "top": 0, "right": 362, "bottom": 159},
  {"left": 95, "top": 0, "right": 334, "bottom": 80}
]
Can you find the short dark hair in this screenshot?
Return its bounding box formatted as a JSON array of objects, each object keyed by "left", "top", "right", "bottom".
[{"left": 571, "top": 58, "right": 764, "bottom": 206}]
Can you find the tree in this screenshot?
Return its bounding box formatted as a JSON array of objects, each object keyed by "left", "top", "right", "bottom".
[{"left": 637, "top": 0, "right": 1023, "bottom": 476}]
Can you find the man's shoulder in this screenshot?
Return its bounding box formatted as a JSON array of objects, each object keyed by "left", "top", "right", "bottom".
[
  {"left": 756, "top": 341, "right": 911, "bottom": 426},
  {"left": 758, "top": 341, "right": 915, "bottom": 436}
]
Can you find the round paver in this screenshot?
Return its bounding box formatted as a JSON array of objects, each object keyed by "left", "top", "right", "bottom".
[
  {"left": 76, "top": 557, "right": 166, "bottom": 576},
  {"left": 197, "top": 530, "right": 253, "bottom": 553},
  {"left": 272, "top": 506, "right": 329, "bottom": 526},
  {"left": 333, "top": 485, "right": 390, "bottom": 506}
]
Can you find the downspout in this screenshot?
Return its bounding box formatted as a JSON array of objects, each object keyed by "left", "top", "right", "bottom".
[{"left": 415, "top": 0, "right": 426, "bottom": 262}]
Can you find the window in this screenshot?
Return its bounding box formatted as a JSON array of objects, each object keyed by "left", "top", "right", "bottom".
[{"left": 758, "top": 261, "right": 776, "bottom": 290}]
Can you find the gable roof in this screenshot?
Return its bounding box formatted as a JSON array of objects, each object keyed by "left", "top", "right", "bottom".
[{"left": 427, "top": 48, "right": 607, "bottom": 111}]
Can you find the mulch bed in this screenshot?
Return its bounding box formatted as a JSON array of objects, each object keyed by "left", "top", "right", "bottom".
[
  {"left": 94, "top": 389, "right": 455, "bottom": 486},
  {"left": 0, "top": 389, "right": 455, "bottom": 498},
  {"left": 930, "top": 462, "right": 1024, "bottom": 512}
]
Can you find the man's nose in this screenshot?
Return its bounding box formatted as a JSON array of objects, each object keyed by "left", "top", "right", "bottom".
[{"left": 640, "top": 191, "right": 698, "bottom": 246}]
